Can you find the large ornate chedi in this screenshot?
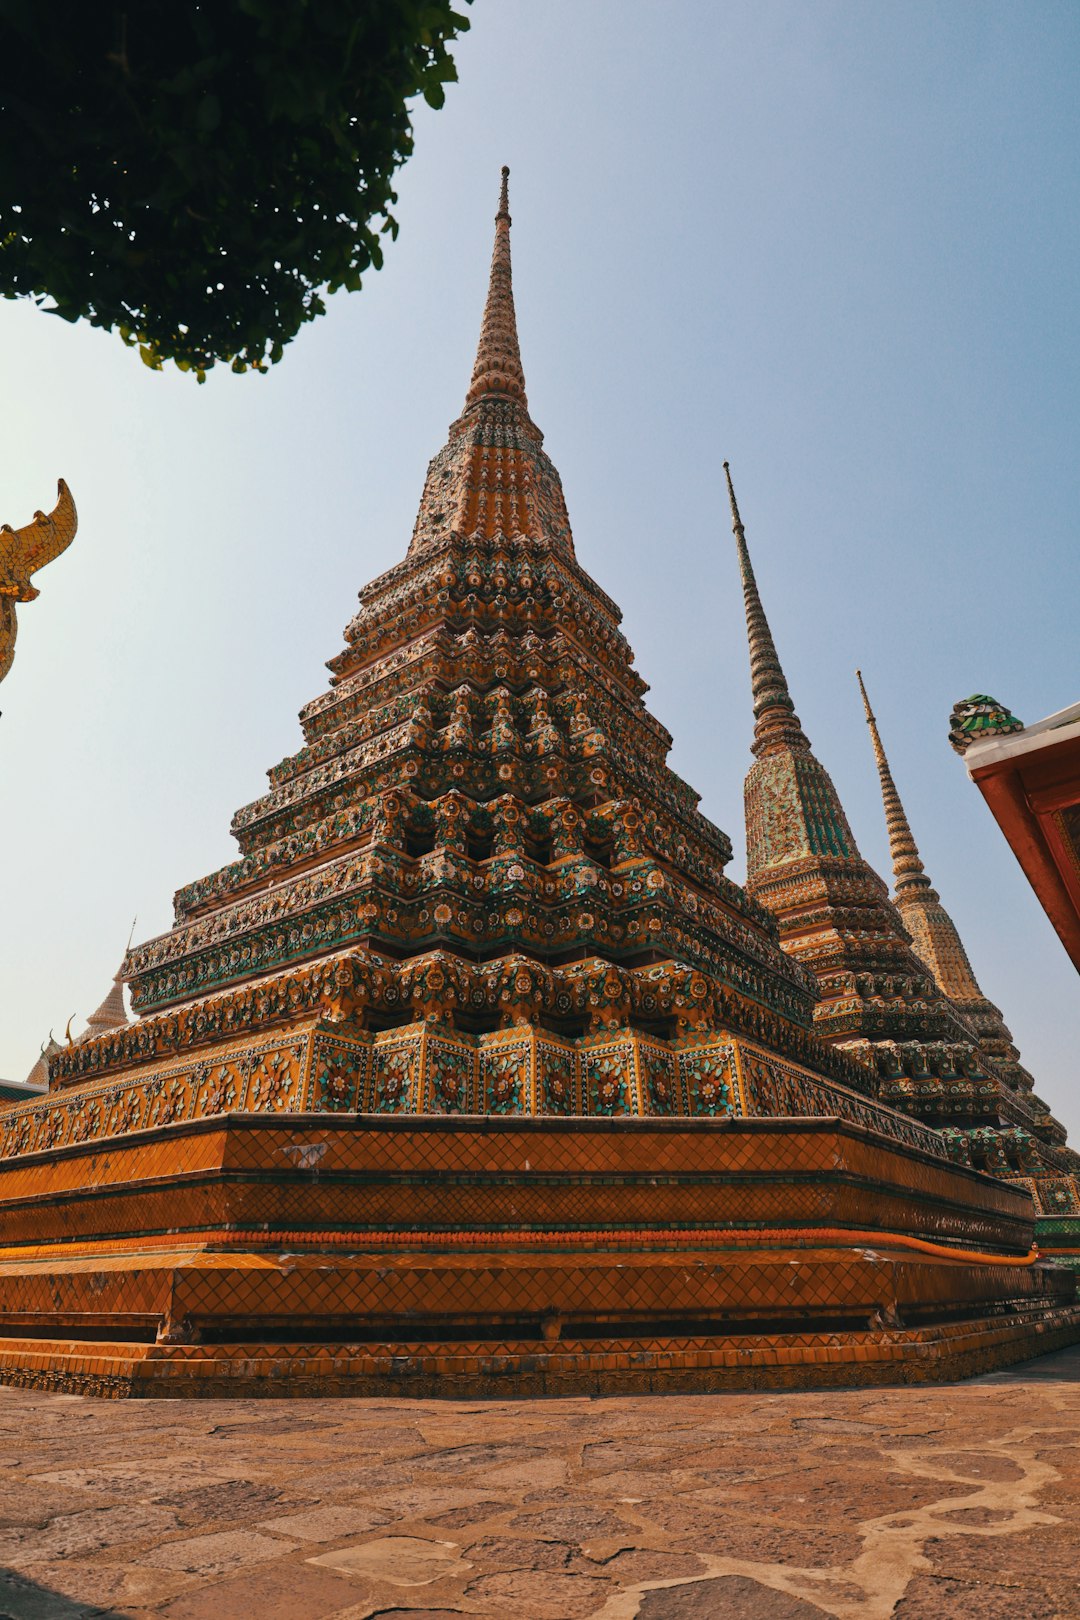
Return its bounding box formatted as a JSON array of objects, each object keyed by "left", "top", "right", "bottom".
[
  {"left": 726, "top": 465, "right": 1080, "bottom": 1258},
  {"left": 0, "top": 174, "right": 1076, "bottom": 1397}
]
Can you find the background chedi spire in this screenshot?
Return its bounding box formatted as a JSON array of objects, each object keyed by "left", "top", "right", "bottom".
[
  {"left": 856, "top": 669, "right": 932, "bottom": 898},
  {"left": 463, "top": 166, "right": 528, "bottom": 413},
  {"left": 82, "top": 960, "right": 130, "bottom": 1041},
  {"left": 854, "top": 670, "right": 1042, "bottom": 1098},
  {"left": 730, "top": 467, "right": 992, "bottom": 1063},
  {"left": 724, "top": 463, "right": 807, "bottom": 757}
]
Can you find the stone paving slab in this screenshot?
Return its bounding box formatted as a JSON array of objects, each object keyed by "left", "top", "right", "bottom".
[{"left": 0, "top": 1346, "right": 1078, "bottom": 1619}]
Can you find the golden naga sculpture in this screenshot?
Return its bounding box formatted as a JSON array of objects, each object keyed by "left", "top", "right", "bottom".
[{"left": 0, "top": 479, "right": 78, "bottom": 687}]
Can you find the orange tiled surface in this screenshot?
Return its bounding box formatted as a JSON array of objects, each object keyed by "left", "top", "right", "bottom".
[
  {"left": 0, "top": 1113, "right": 1035, "bottom": 1249},
  {"left": 0, "top": 1114, "right": 1076, "bottom": 1397},
  {"left": 0, "top": 1305, "right": 1077, "bottom": 1400}
]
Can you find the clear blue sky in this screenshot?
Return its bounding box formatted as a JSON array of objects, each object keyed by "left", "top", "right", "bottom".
[{"left": 2, "top": 1, "right": 1077, "bottom": 1133}]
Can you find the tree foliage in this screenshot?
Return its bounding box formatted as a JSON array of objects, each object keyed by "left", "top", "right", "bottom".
[{"left": 0, "top": 1, "right": 469, "bottom": 378}]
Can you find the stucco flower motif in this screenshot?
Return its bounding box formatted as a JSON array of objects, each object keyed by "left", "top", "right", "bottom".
[
  {"left": 322, "top": 1065, "right": 354, "bottom": 1109},
  {"left": 488, "top": 1055, "right": 521, "bottom": 1113},
  {"left": 544, "top": 1061, "right": 573, "bottom": 1111},
  {"left": 648, "top": 1066, "right": 675, "bottom": 1113}
]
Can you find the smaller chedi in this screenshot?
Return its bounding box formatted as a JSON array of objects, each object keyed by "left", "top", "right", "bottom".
[
  {"left": 7, "top": 951, "right": 131, "bottom": 1099},
  {"left": 0, "top": 479, "right": 77, "bottom": 687},
  {"left": 723, "top": 462, "right": 1080, "bottom": 1263},
  {"left": 856, "top": 674, "right": 1080, "bottom": 1260}
]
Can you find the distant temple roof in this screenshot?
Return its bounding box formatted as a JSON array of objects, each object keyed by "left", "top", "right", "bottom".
[
  {"left": 0, "top": 1078, "right": 44, "bottom": 1103},
  {"left": 22, "top": 1034, "right": 60, "bottom": 1091}
]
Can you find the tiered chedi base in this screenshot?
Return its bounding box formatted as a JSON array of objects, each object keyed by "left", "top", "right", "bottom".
[
  {"left": 0, "top": 1114, "right": 1074, "bottom": 1398},
  {"left": 1, "top": 989, "right": 1076, "bottom": 1396}
]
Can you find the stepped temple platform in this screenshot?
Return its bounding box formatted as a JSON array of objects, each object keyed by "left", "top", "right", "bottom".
[
  {"left": 2, "top": 169, "right": 1077, "bottom": 1396},
  {"left": 0, "top": 1106, "right": 1076, "bottom": 1398},
  {"left": 0, "top": 1031, "right": 1075, "bottom": 1396}
]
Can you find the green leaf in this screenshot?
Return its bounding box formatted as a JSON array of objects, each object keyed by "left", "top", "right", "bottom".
[
  {"left": 0, "top": 0, "right": 472, "bottom": 378},
  {"left": 197, "top": 94, "right": 222, "bottom": 133}
]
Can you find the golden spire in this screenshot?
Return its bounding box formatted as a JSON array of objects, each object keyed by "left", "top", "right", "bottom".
[
  {"left": 856, "top": 670, "right": 931, "bottom": 896},
  {"left": 463, "top": 166, "right": 529, "bottom": 412},
  {"left": 725, "top": 463, "right": 808, "bottom": 757}
]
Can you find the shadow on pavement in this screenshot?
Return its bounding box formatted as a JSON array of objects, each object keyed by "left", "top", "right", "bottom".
[
  {"left": 982, "top": 1342, "right": 1080, "bottom": 1381},
  {"left": 0, "top": 1566, "right": 131, "bottom": 1620}
]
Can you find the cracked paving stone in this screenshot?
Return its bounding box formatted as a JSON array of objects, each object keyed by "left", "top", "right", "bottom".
[
  {"left": 143, "top": 1529, "right": 296, "bottom": 1577},
  {"left": 150, "top": 1561, "right": 376, "bottom": 1620},
  {"left": 309, "top": 1534, "right": 470, "bottom": 1586},
  {"left": 0, "top": 1568, "right": 107, "bottom": 1620},
  {"left": 509, "top": 1505, "right": 635, "bottom": 1541},
  {"left": 464, "top": 1568, "right": 613, "bottom": 1617},
  {"left": 0, "top": 1346, "right": 1078, "bottom": 1617},
  {"left": 410, "top": 1443, "right": 547, "bottom": 1475},
  {"left": 259, "top": 1504, "right": 392, "bottom": 1541},
  {"left": 349, "top": 1611, "right": 485, "bottom": 1620},
  {"left": 4, "top": 1559, "right": 197, "bottom": 1612},
  {"left": 923, "top": 1525, "right": 1080, "bottom": 1582},
  {"left": 636, "top": 1576, "right": 833, "bottom": 1617},
  {"left": 892, "top": 1573, "right": 1072, "bottom": 1619},
  {"left": 422, "top": 1501, "right": 505, "bottom": 1530},
  {"left": 156, "top": 1479, "right": 296, "bottom": 1523},
  {"left": 590, "top": 1548, "right": 707, "bottom": 1581},
  {"left": 0, "top": 1503, "right": 180, "bottom": 1566},
  {"left": 462, "top": 1534, "right": 574, "bottom": 1570},
  {"left": 922, "top": 1452, "right": 1027, "bottom": 1482}
]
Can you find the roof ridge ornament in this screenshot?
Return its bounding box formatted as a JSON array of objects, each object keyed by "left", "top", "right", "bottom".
[
  {"left": 948, "top": 694, "right": 1024, "bottom": 755},
  {"left": 0, "top": 478, "right": 78, "bottom": 695}
]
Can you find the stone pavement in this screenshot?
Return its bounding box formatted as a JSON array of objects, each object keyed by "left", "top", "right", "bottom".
[{"left": 1, "top": 1348, "right": 1078, "bottom": 1620}]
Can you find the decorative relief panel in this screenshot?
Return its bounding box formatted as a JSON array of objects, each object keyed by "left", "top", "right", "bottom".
[
  {"left": 678, "top": 1044, "right": 736, "bottom": 1118},
  {"left": 370, "top": 1032, "right": 421, "bottom": 1114},
  {"left": 1033, "top": 1178, "right": 1080, "bottom": 1218},
  {"left": 583, "top": 1045, "right": 636, "bottom": 1117},
  {"left": 0, "top": 1035, "right": 309, "bottom": 1161},
  {"left": 481, "top": 1035, "right": 533, "bottom": 1114},
  {"left": 738, "top": 1044, "right": 946, "bottom": 1158},
  {"left": 639, "top": 1039, "right": 680, "bottom": 1116},
  {"left": 1, "top": 1016, "right": 951, "bottom": 1164},
  {"left": 309, "top": 1033, "right": 372, "bottom": 1112},
  {"left": 535, "top": 1037, "right": 577, "bottom": 1116},
  {"left": 422, "top": 1033, "right": 477, "bottom": 1114}
]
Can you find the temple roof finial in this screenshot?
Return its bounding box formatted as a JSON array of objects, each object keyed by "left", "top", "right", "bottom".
[
  {"left": 724, "top": 462, "right": 808, "bottom": 758},
  {"left": 463, "top": 165, "right": 528, "bottom": 412},
  {"left": 856, "top": 668, "right": 931, "bottom": 895}
]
